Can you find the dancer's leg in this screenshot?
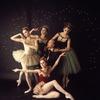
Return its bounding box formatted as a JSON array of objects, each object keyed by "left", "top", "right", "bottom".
[
  {"left": 62, "top": 75, "right": 66, "bottom": 88},
  {"left": 65, "top": 75, "right": 70, "bottom": 87},
  {"left": 41, "top": 80, "right": 74, "bottom": 100},
  {"left": 33, "top": 91, "right": 60, "bottom": 99},
  {"left": 16, "top": 63, "right": 25, "bottom": 86},
  {"left": 63, "top": 74, "right": 69, "bottom": 88},
  {"left": 16, "top": 71, "right": 23, "bottom": 86},
  {"left": 20, "top": 63, "right": 32, "bottom": 93},
  {"left": 24, "top": 69, "right": 32, "bottom": 93}
]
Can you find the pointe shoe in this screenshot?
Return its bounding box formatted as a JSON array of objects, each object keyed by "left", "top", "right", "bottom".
[
  {"left": 65, "top": 94, "right": 75, "bottom": 100},
  {"left": 16, "top": 80, "right": 21, "bottom": 86},
  {"left": 24, "top": 88, "right": 32, "bottom": 94}
]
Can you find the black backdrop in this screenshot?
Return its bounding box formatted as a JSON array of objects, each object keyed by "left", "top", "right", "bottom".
[
  {"left": 0, "top": 0, "right": 99, "bottom": 79},
  {"left": 0, "top": 0, "right": 100, "bottom": 100}
]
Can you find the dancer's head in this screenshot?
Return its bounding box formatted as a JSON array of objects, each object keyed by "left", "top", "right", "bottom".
[
  {"left": 63, "top": 22, "right": 73, "bottom": 34},
  {"left": 22, "top": 27, "right": 30, "bottom": 37},
  {"left": 41, "top": 25, "right": 49, "bottom": 36},
  {"left": 40, "top": 57, "right": 48, "bottom": 68},
  {"left": 47, "top": 39, "right": 55, "bottom": 48}
]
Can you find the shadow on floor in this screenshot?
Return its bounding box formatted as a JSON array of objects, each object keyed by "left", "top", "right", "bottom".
[{"left": 0, "top": 69, "right": 100, "bottom": 100}]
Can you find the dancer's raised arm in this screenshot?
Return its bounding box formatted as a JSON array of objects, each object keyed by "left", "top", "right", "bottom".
[
  {"left": 49, "top": 52, "right": 65, "bottom": 73},
  {"left": 29, "top": 28, "right": 39, "bottom": 34},
  {"left": 10, "top": 33, "right": 24, "bottom": 42},
  {"left": 30, "top": 28, "right": 39, "bottom": 40}
]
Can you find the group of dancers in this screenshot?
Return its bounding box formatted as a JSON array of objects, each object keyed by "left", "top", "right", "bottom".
[{"left": 11, "top": 22, "right": 81, "bottom": 100}]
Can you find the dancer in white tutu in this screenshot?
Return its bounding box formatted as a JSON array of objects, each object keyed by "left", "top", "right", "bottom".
[{"left": 11, "top": 27, "right": 40, "bottom": 93}]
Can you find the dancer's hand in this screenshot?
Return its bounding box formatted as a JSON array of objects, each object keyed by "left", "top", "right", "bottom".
[
  {"left": 32, "top": 28, "right": 39, "bottom": 31},
  {"left": 59, "top": 52, "right": 66, "bottom": 57},
  {"left": 12, "top": 68, "right": 19, "bottom": 72},
  {"left": 54, "top": 48, "right": 59, "bottom": 52}
]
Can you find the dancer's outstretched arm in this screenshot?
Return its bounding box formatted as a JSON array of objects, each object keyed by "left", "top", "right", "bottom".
[
  {"left": 12, "top": 68, "right": 40, "bottom": 74},
  {"left": 49, "top": 52, "right": 65, "bottom": 73}
]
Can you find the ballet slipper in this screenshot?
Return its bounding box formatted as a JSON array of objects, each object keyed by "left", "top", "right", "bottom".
[
  {"left": 24, "top": 88, "right": 32, "bottom": 94},
  {"left": 65, "top": 94, "right": 75, "bottom": 100},
  {"left": 16, "top": 79, "right": 21, "bottom": 86}
]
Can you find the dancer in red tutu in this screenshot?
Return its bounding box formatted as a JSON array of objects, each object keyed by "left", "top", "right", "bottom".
[{"left": 13, "top": 53, "right": 74, "bottom": 100}]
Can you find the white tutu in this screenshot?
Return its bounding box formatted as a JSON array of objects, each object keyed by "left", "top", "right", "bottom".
[{"left": 12, "top": 50, "right": 40, "bottom": 66}]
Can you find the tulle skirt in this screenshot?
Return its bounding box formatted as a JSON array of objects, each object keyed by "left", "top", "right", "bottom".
[
  {"left": 12, "top": 50, "right": 40, "bottom": 66},
  {"left": 33, "top": 81, "right": 45, "bottom": 94},
  {"left": 59, "top": 48, "right": 81, "bottom": 75}
]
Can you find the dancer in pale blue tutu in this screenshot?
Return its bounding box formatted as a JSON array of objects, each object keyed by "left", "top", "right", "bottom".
[{"left": 51, "top": 22, "right": 81, "bottom": 88}]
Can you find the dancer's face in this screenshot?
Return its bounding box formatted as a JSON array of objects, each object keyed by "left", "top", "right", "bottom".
[
  {"left": 23, "top": 29, "right": 29, "bottom": 37},
  {"left": 41, "top": 28, "right": 47, "bottom": 36},
  {"left": 63, "top": 27, "right": 70, "bottom": 34},
  {"left": 40, "top": 60, "right": 47, "bottom": 68}
]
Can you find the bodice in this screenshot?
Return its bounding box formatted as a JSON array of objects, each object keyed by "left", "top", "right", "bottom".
[
  {"left": 39, "top": 74, "right": 49, "bottom": 83},
  {"left": 23, "top": 39, "right": 36, "bottom": 55},
  {"left": 55, "top": 33, "right": 69, "bottom": 49}
]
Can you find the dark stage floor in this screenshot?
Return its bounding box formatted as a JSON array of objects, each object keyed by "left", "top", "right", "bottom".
[{"left": 0, "top": 70, "right": 100, "bottom": 100}]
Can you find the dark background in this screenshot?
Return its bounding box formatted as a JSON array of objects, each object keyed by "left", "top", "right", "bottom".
[{"left": 0, "top": 0, "right": 100, "bottom": 100}]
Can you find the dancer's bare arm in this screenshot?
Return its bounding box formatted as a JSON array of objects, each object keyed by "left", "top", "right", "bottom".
[
  {"left": 29, "top": 28, "right": 39, "bottom": 34},
  {"left": 31, "top": 35, "right": 39, "bottom": 39},
  {"left": 12, "top": 68, "right": 40, "bottom": 74},
  {"left": 10, "top": 33, "right": 24, "bottom": 42}
]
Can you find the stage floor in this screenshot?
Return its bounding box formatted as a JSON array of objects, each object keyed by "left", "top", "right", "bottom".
[{"left": 0, "top": 70, "right": 100, "bottom": 100}]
